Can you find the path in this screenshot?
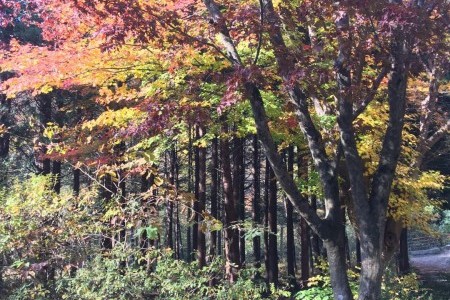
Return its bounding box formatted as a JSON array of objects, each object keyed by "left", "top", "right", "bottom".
[{"left": 410, "top": 245, "right": 450, "bottom": 299}]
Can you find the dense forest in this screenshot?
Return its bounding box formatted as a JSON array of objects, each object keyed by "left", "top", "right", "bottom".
[{"left": 0, "top": 0, "right": 449, "bottom": 299}]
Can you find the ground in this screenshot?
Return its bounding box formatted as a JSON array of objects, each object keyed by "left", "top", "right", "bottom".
[{"left": 410, "top": 245, "right": 450, "bottom": 299}]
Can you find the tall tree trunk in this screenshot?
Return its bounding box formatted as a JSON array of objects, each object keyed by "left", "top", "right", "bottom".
[
  {"left": 186, "top": 124, "right": 193, "bottom": 261},
  {"left": 220, "top": 123, "right": 240, "bottom": 282},
  {"left": 298, "top": 151, "right": 310, "bottom": 286},
  {"left": 174, "top": 148, "right": 182, "bottom": 259},
  {"left": 266, "top": 160, "right": 279, "bottom": 286},
  {"left": 233, "top": 136, "right": 246, "bottom": 265},
  {"left": 285, "top": 146, "right": 296, "bottom": 288},
  {"left": 252, "top": 135, "right": 262, "bottom": 268},
  {"left": 197, "top": 127, "right": 207, "bottom": 268},
  {"left": 210, "top": 138, "right": 219, "bottom": 257},
  {"left": 165, "top": 150, "right": 174, "bottom": 250},
  {"left": 192, "top": 127, "right": 200, "bottom": 261}
]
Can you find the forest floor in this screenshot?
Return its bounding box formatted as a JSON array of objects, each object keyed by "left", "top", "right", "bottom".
[{"left": 410, "top": 245, "right": 450, "bottom": 299}]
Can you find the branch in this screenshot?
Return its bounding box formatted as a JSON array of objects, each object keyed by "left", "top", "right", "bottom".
[
  {"left": 203, "top": 0, "right": 242, "bottom": 65},
  {"left": 261, "top": 0, "right": 339, "bottom": 216},
  {"left": 426, "top": 118, "right": 450, "bottom": 150},
  {"left": 352, "top": 66, "right": 388, "bottom": 119},
  {"left": 253, "top": 0, "right": 264, "bottom": 65}
]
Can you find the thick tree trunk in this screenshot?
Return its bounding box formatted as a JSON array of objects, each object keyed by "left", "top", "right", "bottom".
[
  {"left": 324, "top": 237, "right": 353, "bottom": 300},
  {"left": 299, "top": 217, "right": 310, "bottom": 287},
  {"left": 252, "top": 135, "right": 262, "bottom": 268},
  {"left": 220, "top": 123, "right": 240, "bottom": 282}
]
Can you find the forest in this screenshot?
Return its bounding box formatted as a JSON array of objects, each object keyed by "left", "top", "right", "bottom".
[{"left": 0, "top": 0, "right": 449, "bottom": 299}]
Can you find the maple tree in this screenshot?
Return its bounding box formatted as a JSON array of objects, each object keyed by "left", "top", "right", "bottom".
[{"left": 0, "top": 0, "right": 449, "bottom": 299}]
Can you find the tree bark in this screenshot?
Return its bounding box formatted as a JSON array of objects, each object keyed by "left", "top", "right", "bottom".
[
  {"left": 233, "top": 136, "right": 246, "bottom": 265},
  {"left": 252, "top": 135, "right": 262, "bottom": 268},
  {"left": 285, "top": 146, "right": 297, "bottom": 288},
  {"left": 210, "top": 138, "right": 219, "bottom": 257},
  {"left": 220, "top": 123, "right": 240, "bottom": 282},
  {"left": 266, "top": 160, "right": 279, "bottom": 286},
  {"left": 197, "top": 127, "right": 207, "bottom": 268}
]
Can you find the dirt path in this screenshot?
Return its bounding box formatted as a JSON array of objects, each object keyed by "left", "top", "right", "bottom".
[{"left": 410, "top": 246, "right": 450, "bottom": 299}]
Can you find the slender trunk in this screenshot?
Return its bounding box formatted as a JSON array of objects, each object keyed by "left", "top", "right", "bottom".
[
  {"left": 186, "top": 124, "right": 193, "bottom": 261},
  {"left": 264, "top": 159, "right": 270, "bottom": 282},
  {"left": 233, "top": 136, "right": 245, "bottom": 265},
  {"left": 298, "top": 152, "right": 310, "bottom": 286},
  {"left": 210, "top": 138, "right": 219, "bottom": 257},
  {"left": 220, "top": 123, "right": 240, "bottom": 282},
  {"left": 285, "top": 146, "right": 296, "bottom": 288},
  {"left": 267, "top": 160, "right": 278, "bottom": 286},
  {"left": 192, "top": 127, "right": 200, "bottom": 261},
  {"left": 37, "top": 94, "right": 52, "bottom": 175},
  {"left": 166, "top": 150, "right": 174, "bottom": 250},
  {"left": 252, "top": 135, "right": 262, "bottom": 267},
  {"left": 397, "top": 228, "right": 410, "bottom": 275},
  {"left": 174, "top": 150, "right": 182, "bottom": 259},
  {"left": 197, "top": 127, "right": 207, "bottom": 268},
  {"left": 310, "top": 195, "right": 320, "bottom": 269},
  {"left": 52, "top": 161, "right": 61, "bottom": 194},
  {"left": 101, "top": 174, "right": 116, "bottom": 250},
  {"left": 73, "top": 168, "right": 80, "bottom": 197}
]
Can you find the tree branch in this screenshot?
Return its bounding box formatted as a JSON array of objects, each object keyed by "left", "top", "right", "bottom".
[{"left": 352, "top": 66, "right": 388, "bottom": 119}]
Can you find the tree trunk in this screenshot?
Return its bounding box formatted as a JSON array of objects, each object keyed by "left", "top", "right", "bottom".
[
  {"left": 285, "top": 146, "right": 297, "bottom": 288},
  {"left": 397, "top": 228, "right": 410, "bottom": 275},
  {"left": 252, "top": 135, "right": 262, "bottom": 268},
  {"left": 233, "top": 136, "right": 246, "bottom": 265},
  {"left": 186, "top": 124, "right": 193, "bottom": 261},
  {"left": 197, "top": 127, "right": 207, "bottom": 268},
  {"left": 220, "top": 123, "right": 240, "bottom": 282},
  {"left": 73, "top": 168, "right": 80, "bottom": 197},
  {"left": 210, "top": 138, "right": 219, "bottom": 257},
  {"left": 192, "top": 127, "right": 200, "bottom": 261},
  {"left": 166, "top": 150, "right": 174, "bottom": 250},
  {"left": 266, "top": 160, "right": 279, "bottom": 287}
]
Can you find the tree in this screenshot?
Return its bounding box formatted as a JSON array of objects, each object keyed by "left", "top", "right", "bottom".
[{"left": 0, "top": 0, "right": 448, "bottom": 299}]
